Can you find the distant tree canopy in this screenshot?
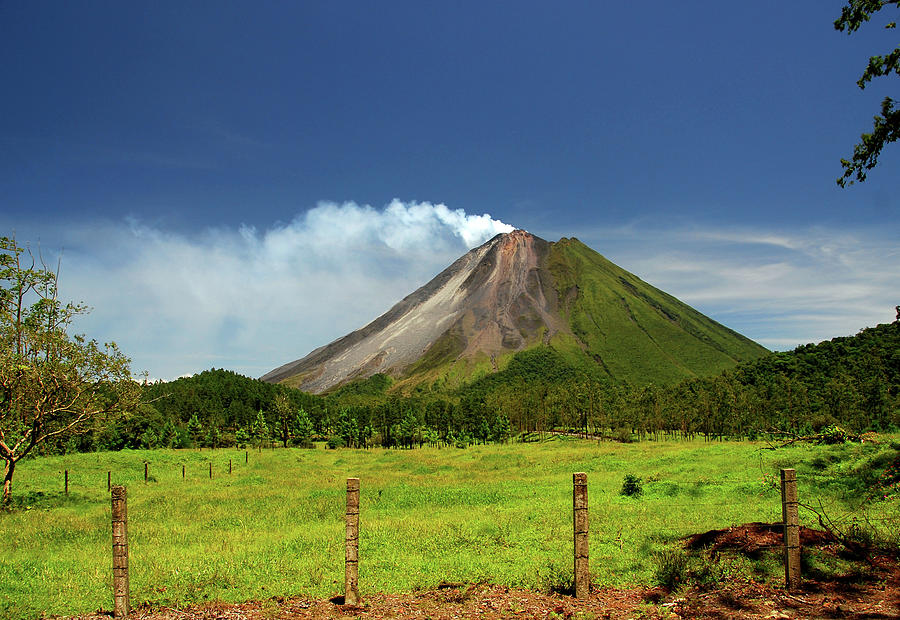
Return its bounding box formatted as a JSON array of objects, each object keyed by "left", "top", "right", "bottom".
[
  {"left": 126, "top": 368, "right": 326, "bottom": 451},
  {"left": 835, "top": 0, "right": 900, "bottom": 186},
  {"left": 26, "top": 310, "right": 900, "bottom": 456}
]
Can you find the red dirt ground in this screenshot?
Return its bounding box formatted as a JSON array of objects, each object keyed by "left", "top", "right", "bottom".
[{"left": 68, "top": 523, "right": 900, "bottom": 619}]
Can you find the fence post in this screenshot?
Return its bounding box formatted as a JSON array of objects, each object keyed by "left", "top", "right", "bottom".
[
  {"left": 144, "top": 462, "right": 148, "bottom": 483},
  {"left": 345, "top": 477, "right": 361, "bottom": 605},
  {"left": 182, "top": 464, "right": 185, "bottom": 479},
  {"left": 229, "top": 459, "right": 232, "bottom": 475},
  {"left": 573, "top": 472, "right": 589, "bottom": 599},
  {"left": 107, "top": 471, "right": 111, "bottom": 492},
  {"left": 780, "top": 468, "right": 801, "bottom": 591},
  {"left": 111, "top": 485, "right": 130, "bottom": 618},
  {"left": 245, "top": 450, "right": 248, "bottom": 464},
  {"left": 209, "top": 462, "right": 212, "bottom": 479}
]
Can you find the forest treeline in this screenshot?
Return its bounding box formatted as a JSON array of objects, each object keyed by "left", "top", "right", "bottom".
[{"left": 37, "top": 314, "right": 899, "bottom": 455}]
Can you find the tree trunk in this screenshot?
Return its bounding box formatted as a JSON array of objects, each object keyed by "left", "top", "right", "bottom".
[{"left": 3, "top": 458, "right": 15, "bottom": 504}]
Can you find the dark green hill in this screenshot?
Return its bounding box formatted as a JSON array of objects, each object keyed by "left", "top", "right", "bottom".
[
  {"left": 728, "top": 313, "right": 900, "bottom": 432},
  {"left": 603, "top": 313, "right": 900, "bottom": 439},
  {"left": 140, "top": 369, "right": 322, "bottom": 427}
]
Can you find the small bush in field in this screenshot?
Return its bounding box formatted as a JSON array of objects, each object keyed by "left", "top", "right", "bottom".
[
  {"left": 621, "top": 474, "right": 643, "bottom": 497},
  {"left": 653, "top": 549, "right": 688, "bottom": 590},
  {"left": 614, "top": 427, "right": 634, "bottom": 443}
]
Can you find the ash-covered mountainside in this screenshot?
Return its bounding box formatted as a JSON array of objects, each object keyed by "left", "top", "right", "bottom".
[{"left": 261, "top": 230, "right": 767, "bottom": 393}]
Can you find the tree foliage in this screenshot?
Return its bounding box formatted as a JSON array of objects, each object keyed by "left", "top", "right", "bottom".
[
  {"left": 835, "top": 0, "right": 900, "bottom": 186},
  {"left": 135, "top": 368, "right": 325, "bottom": 450},
  {"left": 0, "top": 236, "right": 138, "bottom": 502}
]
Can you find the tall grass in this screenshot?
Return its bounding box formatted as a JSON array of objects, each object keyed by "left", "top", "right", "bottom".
[{"left": 1, "top": 437, "right": 893, "bottom": 619}]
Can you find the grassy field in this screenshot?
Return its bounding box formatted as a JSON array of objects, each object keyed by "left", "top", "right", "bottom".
[{"left": 1, "top": 437, "right": 896, "bottom": 619}]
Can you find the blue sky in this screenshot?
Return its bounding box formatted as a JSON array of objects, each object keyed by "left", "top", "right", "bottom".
[{"left": 1, "top": 1, "right": 897, "bottom": 380}]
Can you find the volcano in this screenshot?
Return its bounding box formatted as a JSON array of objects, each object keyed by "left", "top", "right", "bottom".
[{"left": 261, "top": 230, "right": 767, "bottom": 393}]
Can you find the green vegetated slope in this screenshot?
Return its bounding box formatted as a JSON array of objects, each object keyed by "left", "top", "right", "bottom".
[
  {"left": 4, "top": 438, "right": 898, "bottom": 619},
  {"left": 592, "top": 314, "right": 900, "bottom": 438},
  {"left": 716, "top": 316, "right": 900, "bottom": 432},
  {"left": 45, "top": 369, "right": 327, "bottom": 455},
  {"left": 737, "top": 316, "right": 900, "bottom": 391},
  {"left": 398, "top": 334, "right": 497, "bottom": 394},
  {"left": 546, "top": 237, "right": 768, "bottom": 386}
]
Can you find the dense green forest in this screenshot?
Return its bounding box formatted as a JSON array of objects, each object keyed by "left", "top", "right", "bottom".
[
  {"left": 35, "top": 313, "right": 899, "bottom": 455},
  {"left": 477, "top": 313, "right": 899, "bottom": 440}
]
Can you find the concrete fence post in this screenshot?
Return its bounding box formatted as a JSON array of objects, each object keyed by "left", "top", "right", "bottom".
[
  {"left": 345, "top": 477, "right": 361, "bottom": 605},
  {"left": 780, "top": 468, "right": 801, "bottom": 591},
  {"left": 573, "top": 472, "right": 589, "bottom": 599},
  {"left": 111, "top": 485, "right": 130, "bottom": 617}
]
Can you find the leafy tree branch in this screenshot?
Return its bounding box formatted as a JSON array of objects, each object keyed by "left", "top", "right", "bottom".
[{"left": 835, "top": 0, "right": 900, "bottom": 186}]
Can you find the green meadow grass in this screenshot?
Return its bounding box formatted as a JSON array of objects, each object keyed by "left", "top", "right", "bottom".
[{"left": 1, "top": 438, "right": 893, "bottom": 619}]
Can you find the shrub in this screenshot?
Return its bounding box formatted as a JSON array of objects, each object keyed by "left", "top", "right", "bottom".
[
  {"left": 821, "top": 425, "right": 855, "bottom": 444},
  {"left": 621, "top": 474, "right": 643, "bottom": 497},
  {"left": 653, "top": 548, "right": 688, "bottom": 590},
  {"left": 845, "top": 518, "right": 876, "bottom": 548},
  {"left": 542, "top": 559, "right": 573, "bottom": 594},
  {"left": 235, "top": 427, "right": 250, "bottom": 448},
  {"left": 614, "top": 427, "right": 634, "bottom": 443}
]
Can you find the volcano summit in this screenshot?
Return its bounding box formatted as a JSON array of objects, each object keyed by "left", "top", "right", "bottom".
[{"left": 262, "top": 231, "right": 767, "bottom": 393}]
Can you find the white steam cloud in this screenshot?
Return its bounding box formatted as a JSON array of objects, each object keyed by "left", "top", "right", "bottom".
[{"left": 46, "top": 200, "right": 513, "bottom": 380}]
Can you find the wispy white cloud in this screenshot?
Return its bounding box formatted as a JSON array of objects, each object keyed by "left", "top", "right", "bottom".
[
  {"left": 5, "top": 208, "right": 894, "bottom": 381},
  {"left": 21, "top": 201, "right": 513, "bottom": 380}
]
